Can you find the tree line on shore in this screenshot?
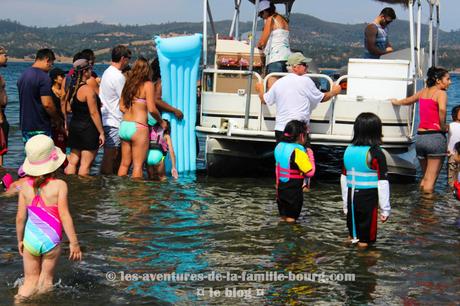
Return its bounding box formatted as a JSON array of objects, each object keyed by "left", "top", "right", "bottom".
[{"left": 1, "top": 13, "right": 459, "bottom": 68}]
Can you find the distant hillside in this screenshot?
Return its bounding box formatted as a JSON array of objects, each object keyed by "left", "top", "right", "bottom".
[{"left": 1, "top": 15, "right": 459, "bottom": 68}]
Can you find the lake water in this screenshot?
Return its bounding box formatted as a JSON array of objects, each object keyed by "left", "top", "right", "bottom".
[{"left": 0, "top": 63, "right": 459, "bottom": 305}]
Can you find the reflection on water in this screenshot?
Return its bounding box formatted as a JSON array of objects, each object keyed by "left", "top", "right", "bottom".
[{"left": 2, "top": 174, "right": 459, "bottom": 304}]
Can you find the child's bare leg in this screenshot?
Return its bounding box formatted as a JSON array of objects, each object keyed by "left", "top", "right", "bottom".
[
  {"left": 146, "top": 165, "right": 154, "bottom": 180},
  {"left": 157, "top": 161, "right": 167, "bottom": 181},
  {"left": 16, "top": 249, "right": 41, "bottom": 300},
  {"left": 357, "top": 242, "right": 369, "bottom": 248},
  {"left": 285, "top": 217, "right": 296, "bottom": 223},
  {"left": 38, "top": 245, "right": 61, "bottom": 294}
]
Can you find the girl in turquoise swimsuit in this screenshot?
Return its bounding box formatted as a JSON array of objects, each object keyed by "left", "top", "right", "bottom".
[{"left": 118, "top": 57, "right": 167, "bottom": 178}]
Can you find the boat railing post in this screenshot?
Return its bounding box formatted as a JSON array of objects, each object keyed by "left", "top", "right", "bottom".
[
  {"left": 416, "top": 0, "right": 422, "bottom": 78},
  {"left": 435, "top": 0, "right": 440, "bottom": 67},
  {"left": 244, "top": 0, "right": 260, "bottom": 130},
  {"left": 202, "top": 0, "right": 207, "bottom": 68},
  {"left": 408, "top": 0, "right": 417, "bottom": 138},
  {"left": 428, "top": 2, "right": 434, "bottom": 67}
]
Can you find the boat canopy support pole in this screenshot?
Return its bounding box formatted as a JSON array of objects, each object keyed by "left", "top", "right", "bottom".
[
  {"left": 428, "top": 1, "right": 434, "bottom": 67},
  {"left": 207, "top": 0, "right": 217, "bottom": 40},
  {"left": 408, "top": 1, "right": 416, "bottom": 84},
  {"left": 244, "top": 0, "right": 260, "bottom": 129},
  {"left": 416, "top": 0, "right": 422, "bottom": 78},
  {"left": 203, "top": 0, "right": 208, "bottom": 67},
  {"left": 229, "top": 0, "right": 242, "bottom": 38},
  {"left": 435, "top": 0, "right": 440, "bottom": 66},
  {"left": 408, "top": 0, "right": 417, "bottom": 138}
]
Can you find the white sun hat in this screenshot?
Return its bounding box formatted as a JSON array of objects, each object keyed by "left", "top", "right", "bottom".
[
  {"left": 22, "top": 135, "right": 66, "bottom": 176},
  {"left": 258, "top": 0, "right": 271, "bottom": 13}
]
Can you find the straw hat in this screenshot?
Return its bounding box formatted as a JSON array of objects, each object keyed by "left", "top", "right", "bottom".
[{"left": 22, "top": 135, "right": 66, "bottom": 176}]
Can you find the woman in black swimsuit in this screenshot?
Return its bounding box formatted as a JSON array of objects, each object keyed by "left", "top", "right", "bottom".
[{"left": 65, "top": 59, "right": 105, "bottom": 176}]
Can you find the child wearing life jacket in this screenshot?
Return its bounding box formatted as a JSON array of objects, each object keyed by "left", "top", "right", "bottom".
[
  {"left": 274, "top": 120, "right": 315, "bottom": 222},
  {"left": 15, "top": 135, "right": 82, "bottom": 302},
  {"left": 146, "top": 119, "right": 178, "bottom": 180},
  {"left": 340, "top": 112, "right": 391, "bottom": 247},
  {"left": 448, "top": 106, "right": 460, "bottom": 187}
]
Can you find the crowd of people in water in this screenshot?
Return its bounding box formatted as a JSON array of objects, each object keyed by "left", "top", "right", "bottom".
[
  {"left": 0, "top": 45, "right": 186, "bottom": 301},
  {"left": 0, "top": 1, "right": 456, "bottom": 302}
]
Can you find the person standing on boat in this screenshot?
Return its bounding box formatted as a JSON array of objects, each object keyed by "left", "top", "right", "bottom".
[
  {"left": 364, "top": 7, "right": 396, "bottom": 59},
  {"left": 256, "top": 0, "right": 291, "bottom": 89},
  {"left": 255, "top": 52, "right": 341, "bottom": 142},
  {"left": 391, "top": 67, "right": 451, "bottom": 194},
  {"left": 0, "top": 46, "right": 9, "bottom": 166},
  {"left": 99, "top": 45, "right": 131, "bottom": 175}
]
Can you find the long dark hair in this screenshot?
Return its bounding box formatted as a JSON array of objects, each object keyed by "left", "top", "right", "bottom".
[
  {"left": 68, "top": 60, "right": 91, "bottom": 103},
  {"left": 426, "top": 66, "right": 449, "bottom": 87},
  {"left": 121, "top": 57, "right": 151, "bottom": 109},
  {"left": 279, "top": 120, "right": 307, "bottom": 143},
  {"left": 351, "top": 113, "right": 383, "bottom": 146}
]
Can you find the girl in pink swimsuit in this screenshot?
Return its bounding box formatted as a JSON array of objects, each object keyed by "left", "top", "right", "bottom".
[
  {"left": 391, "top": 67, "right": 452, "bottom": 193},
  {"left": 15, "top": 135, "right": 82, "bottom": 302}
]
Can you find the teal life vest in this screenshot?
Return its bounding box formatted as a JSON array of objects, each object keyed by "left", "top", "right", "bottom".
[
  {"left": 274, "top": 142, "right": 306, "bottom": 183},
  {"left": 343, "top": 145, "right": 379, "bottom": 189}
]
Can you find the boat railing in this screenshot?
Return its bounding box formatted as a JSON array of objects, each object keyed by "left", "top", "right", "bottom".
[{"left": 335, "top": 74, "right": 415, "bottom": 140}]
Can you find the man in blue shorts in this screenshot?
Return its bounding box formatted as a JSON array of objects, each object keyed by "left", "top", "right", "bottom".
[{"left": 17, "top": 48, "right": 63, "bottom": 144}]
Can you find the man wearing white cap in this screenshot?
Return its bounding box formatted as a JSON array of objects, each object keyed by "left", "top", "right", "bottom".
[{"left": 256, "top": 52, "right": 341, "bottom": 142}]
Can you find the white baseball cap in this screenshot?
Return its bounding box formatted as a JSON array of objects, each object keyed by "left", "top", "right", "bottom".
[{"left": 258, "top": 1, "right": 271, "bottom": 13}]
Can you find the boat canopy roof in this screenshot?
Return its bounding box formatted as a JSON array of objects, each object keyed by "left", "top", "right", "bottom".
[
  {"left": 247, "top": 0, "right": 295, "bottom": 4},
  {"left": 373, "top": 0, "right": 440, "bottom": 7},
  {"left": 373, "top": 0, "right": 411, "bottom": 6},
  {"left": 247, "top": 0, "right": 440, "bottom": 8}
]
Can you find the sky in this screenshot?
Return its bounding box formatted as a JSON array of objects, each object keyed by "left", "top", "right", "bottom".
[{"left": 0, "top": 0, "right": 458, "bottom": 31}]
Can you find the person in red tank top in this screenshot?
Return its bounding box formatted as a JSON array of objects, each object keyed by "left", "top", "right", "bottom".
[{"left": 391, "top": 67, "right": 451, "bottom": 193}]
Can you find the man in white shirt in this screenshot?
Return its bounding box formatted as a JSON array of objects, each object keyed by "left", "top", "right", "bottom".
[
  {"left": 256, "top": 52, "right": 341, "bottom": 142},
  {"left": 99, "top": 45, "right": 131, "bottom": 174}
]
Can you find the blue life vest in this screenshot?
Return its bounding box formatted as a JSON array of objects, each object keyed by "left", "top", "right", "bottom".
[
  {"left": 275, "top": 142, "right": 306, "bottom": 183},
  {"left": 343, "top": 145, "right": 378, "bottom": 189}
]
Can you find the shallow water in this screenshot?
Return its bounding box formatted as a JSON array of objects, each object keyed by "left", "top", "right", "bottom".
[{"left": 0, "top": 63, "right": 459, "bottom": 305}]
